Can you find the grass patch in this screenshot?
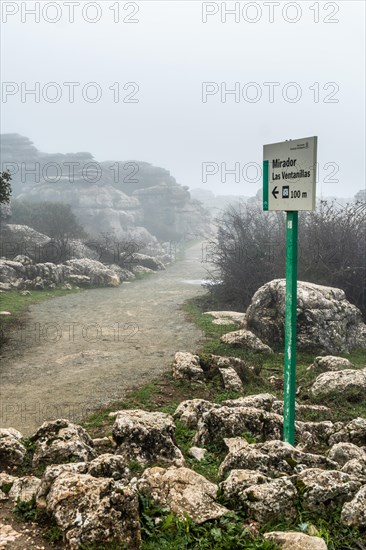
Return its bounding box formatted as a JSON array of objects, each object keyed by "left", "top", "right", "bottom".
[
  {"left": 44, "top": 525, "right": 63, "bottom": 543},
  {"left": 12, "top": 495, "right": 46, "bottom": 523},
  {"left": 139, "top": 495, "right": 279, "bottom": 550}
]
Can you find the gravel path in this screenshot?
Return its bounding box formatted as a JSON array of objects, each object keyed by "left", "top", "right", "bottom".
[{"left": 0, "top": 242, "right": 210, "bottom": 434}]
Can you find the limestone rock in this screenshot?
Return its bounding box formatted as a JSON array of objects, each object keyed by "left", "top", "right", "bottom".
[
  {"left": 329, "top": 417, "right": 366, "bottom": 446},
  {"left": 219, "top": 439, "right": 337, "bottom": 480},
  {"left": 0, "top": 473, "right": 17, "bottom": 488},
  {"left": 222, "top": 393, "right": 277, "bottom": 412},
  {"left": 219, "top": 367, "right": 243, "bottom": 392},
  {"left": 295, "top": 420, "right": 343, "bottom": 450},
  {"left": 311, "top": 368, "right": 366, "bottom": 399},
  {"left": 297, "top": 468, "right": 361, "bottom": 515},
  {"left": 341, "top": 485, "right": 366, "bottom": 528},
  {"left": 174, "top": 399, "right": 218, "bottom": 429},
  {"left": 13, "top": 255, "right": 33, "bottom": 265},
  {"left": 220, "top": 469, "right": 269, "bottom": 501},
  {"left": 341, "top": 458, "right": 366, "bottom": 481},
  {"left": 38, "top": 472, "right": 141, "bottom": 550},
  {"left": 188, "top": 447, "right": 207, "bottom": 461},
  {"left": 111, "top": 409, "right": 184, "bottom": 466},
  {"left": 0, "top": 255, "right": 122, "bottom": 289},
  {"left": 308, "top": 355, "right": 354, "bottom": 372},
  {"left": 220, "top": 329, "right": 273, "bottom": 354},
  {"left": 8, "top": 476, "right": 41, "bottom": 502},
  {"left": 0, "top": 224, "right": 51, "bottom": 262},
  {"left": 210, "top": 354, "right": 247, "bottom": 370},
  {"left": 131, "top": 265, "right": 154, "bottom": 276},
  {"left": 64, "top": 258, "right": 120, "bottom": 287},
  {"left": 239, "top": 478, "right": 297, "bottom": 523},
  {"left": 87, "top": 454, "right": 130, "bottom": 482},
  {"left": 30, "top": 419, "right": 96, "bottom": 467},
  {"left": 246, "top": 279, "right": 366, "bottom": 354},
  {"left": 132, "top": 253, "right": 165, "bottom": 271},
  {"left": 194, "top": 406, "right": 283, "bottom": 447},
  {"left": 172, "top": 352, "right": 205, "bottom": 383},
  {"left": 0, "top": 428, "right": 26, "bottom": 468},
  {"left": 137, "top": 466, "right": 229, "bottom": 524},
  {"left": 327, "top": 442, "right": 366, "bottom": 466},
  {"left": 203, "top": 311, "right": 246, "bottom": 325},
  {"left": 264, "top": 531, "right": 328, "bottom": 549},
  {"left": 0, "top": 473, "right": 17, "bottom": 501},
  {"left": 36, "top": 463, "right": 90, "bottom": 505}
]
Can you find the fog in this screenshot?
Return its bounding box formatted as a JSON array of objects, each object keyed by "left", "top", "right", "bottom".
[{"left": 1, "top": 0, "right": 365, "bottom": 198}]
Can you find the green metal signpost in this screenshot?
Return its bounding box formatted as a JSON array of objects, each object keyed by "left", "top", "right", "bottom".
[
  {"left": 283, "top": 210, "right": 298, "bottom": 445},
  {"left": 263, "top": 137, "right": 317, "bottom": 445}
]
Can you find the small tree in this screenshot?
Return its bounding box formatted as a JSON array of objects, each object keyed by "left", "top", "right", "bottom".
[
  {"left": 11, "top": 201, "right": 86, "bottom": 244},
  {"left": 0, "top": 171, "right": 12, "bottom": 227},
  {"left": 0, "top": 171, "right": 12, "bottom": 204}
]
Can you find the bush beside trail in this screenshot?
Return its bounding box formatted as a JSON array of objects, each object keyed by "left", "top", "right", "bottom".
[{"left": 207, "top": 200, "right": 366, "bottom": 318}]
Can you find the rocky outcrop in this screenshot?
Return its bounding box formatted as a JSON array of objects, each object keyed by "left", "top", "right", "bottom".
[
  {"left": 172, "top": 352, "right": 205, "bottom": 383},
  {"left": 327, "top": 442, "right": 366, "bottom": 466},
  {"left": 308, "top": 355, "right": 354, "bottom": 373},
  {"left": 297, "top": 468, "right": 361, "bottom": 515},
  {"left": 219, "top": 367, "right": 244, "bottom": 392},
  {"left": 328, "top": 418, "right": 366, "bottom": 446},
  {"left": 220, "top": 469, "right": 270, "bottom": 500},
  {"left": 87, "top": 454, "right": 131, "bottom": 482},
  {"left": 8, "top": 476, "right": 41, "bottom": 503},
  {"left": 37, "top": 472, "right": 141, "bottom": 550},
  {"left": 0, "top": 256, "right": 121, "bottom": 289},
  {"left": 171, "top": 352, "right": 256, "bottom": 390},
  {"left": 30, "top": 419, "right": 96, "bottom": 467},
  {"left": 174, "top": 399, "right": 219, "bottom": 429},
  {"left": 218, "top": 439, "right": 336, "bottom": 479},
  {"left": 1, "top": 382, "right": 365, "bottom": 547},
  {"left": 0, "top": 240, "right": 168, "bottom": 290},
  {"left": 220, "top": 329, "right": 274, "bottom": 354},
  {"left": 203, "top": 311, "right": 246, "bottom": 326},
  {"left": 137, "top": 466, "right": 229, "bottom": 524},
  {"left": 264, "top": 531, "right": 328, "bottom": 550},
  {"left": 194, "top": 406, "right": 283, "bottom": 447},
  {"left": 110, "top": 409, "right": 185, "bottom": 466},
  {"left": 0, "top": 224, "right": 98, "bottom": 263},
  {"left": 222, "top": 393, "right": 277, "bottom": 412},
  {"left": 311, "top": 368, "right": 366, "bottom": 399},
  {"left": 0, "top": 428, "right": 26, "bottom": 468},
  {"left": 235, "top": 477, "right": 298, "bottom": 523},
  {"left": 341, "top": 458, "right": 366, "bottom": 480},
  {"left": 246, "top": 279, "right": 366, "bottom": 354},
  {"left": 2, "top": 133, "right": 211, "bottom": 242},
  {"left": 341, "top": 485, "right": 366, "bottom": 528}
]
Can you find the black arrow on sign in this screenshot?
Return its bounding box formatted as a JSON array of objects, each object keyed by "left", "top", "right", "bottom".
[{"left": 272, "top": 186, "right": 279, "bottom": 199}]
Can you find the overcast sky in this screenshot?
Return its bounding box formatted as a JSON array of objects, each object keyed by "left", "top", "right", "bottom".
[{"left": 1, "top": 0, "right": 365, "bottom": 197}]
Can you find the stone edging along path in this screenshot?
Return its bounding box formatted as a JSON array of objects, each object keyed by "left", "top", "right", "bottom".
[{"left": 0, "top": 242, "right": 209, "bottom": 435}]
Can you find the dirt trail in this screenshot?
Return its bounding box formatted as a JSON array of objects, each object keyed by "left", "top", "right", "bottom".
[{"left": 0, "top": 242, "right": 210, "bottom": 434}]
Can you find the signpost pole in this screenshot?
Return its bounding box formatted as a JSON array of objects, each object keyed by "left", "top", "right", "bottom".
[{"left": 283, "top": 210, "right": 298, "bottom": 445}]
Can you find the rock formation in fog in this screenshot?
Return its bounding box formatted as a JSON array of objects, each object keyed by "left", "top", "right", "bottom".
[{"left": 1, "top": 134, "right": 211, "bottom": 243}]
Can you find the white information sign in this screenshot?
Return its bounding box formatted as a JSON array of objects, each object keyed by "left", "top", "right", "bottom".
[{"left": 263, "top": 136, "right": 318, "bottom": 211}]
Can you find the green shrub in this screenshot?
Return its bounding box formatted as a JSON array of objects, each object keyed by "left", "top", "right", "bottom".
[
  {"left": 10, "top": 200, "right": 87, "bottom": 243},
  {"left": 207, "top": 200, "right": 366, "bottom": 318}
]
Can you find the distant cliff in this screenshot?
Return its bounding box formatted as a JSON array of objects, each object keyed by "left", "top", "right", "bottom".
[{"left": 1, "top": 134, "right": 211, "bottom": 243}]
